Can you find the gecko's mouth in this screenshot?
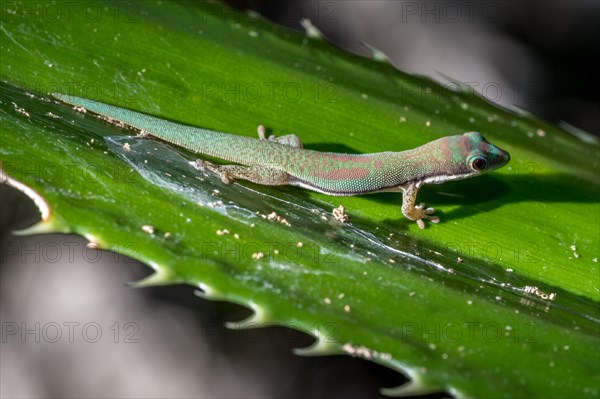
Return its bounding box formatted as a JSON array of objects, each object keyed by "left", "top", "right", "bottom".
[{"left": 423, "top": 172, "right": 472, "bottom": 185}]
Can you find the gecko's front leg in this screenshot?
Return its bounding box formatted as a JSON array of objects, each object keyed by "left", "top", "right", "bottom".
[{"left": 401, "top": 183, "right": 440, "bottom": 229}]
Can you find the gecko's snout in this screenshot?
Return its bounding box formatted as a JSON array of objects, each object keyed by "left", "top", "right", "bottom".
[
  {"left": 502, "top": 149, "right": 511, "bottom": 164},
  {"left": 485, "top": 142, "right": 511, "bottom": 171},
  {"left": 493, "top": 143, "right": 511, "bottom": 168}
]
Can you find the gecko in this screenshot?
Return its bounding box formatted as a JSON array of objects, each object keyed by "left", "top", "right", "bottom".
[{"left": 53, "top": 94, "right": 510, "bottom": 228}]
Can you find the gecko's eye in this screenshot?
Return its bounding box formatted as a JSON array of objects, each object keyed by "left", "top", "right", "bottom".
[{"left": 470, "top": 156, "right": 487, "bottom": 171}]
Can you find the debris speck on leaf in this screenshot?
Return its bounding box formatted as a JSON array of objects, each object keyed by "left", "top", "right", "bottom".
[
  {"left": 266, "top": 211, "right": 291, "bottom": 226},
  {"left": 524, "top": 285, "right": 557, "bottom": 301},
  {"left": 342, "top": 343, "right": 391, "bottom": 361},
  {"left": 332, "top": 205, "right": 350, "bottom": 223}
]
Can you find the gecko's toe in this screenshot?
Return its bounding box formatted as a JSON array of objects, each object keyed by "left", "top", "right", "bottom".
[
  {"left": 415, "top": 215, "right": 439, "bottom": 229},
  {"left": 257, "top": 125, "right": 267, "bottom": 139},
  {"left": 221, "top": 174, "right": 233, "bottom": 184},
  {"left": 423, "top": 207, "right": 440, "bottom": 225}
]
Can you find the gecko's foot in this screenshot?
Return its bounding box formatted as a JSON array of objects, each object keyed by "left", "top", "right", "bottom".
[
  {"left": 194, "top": 159, "right": 233, "bottom": 184},
  {"left": 256, "top": 125, "right": 303, "bottom": 148},
  {"left": 256, "top": 125, "right": 279, "bottom": 142},
  {"left": 412, "top": 203, "right": 440, "bottom": 229}
]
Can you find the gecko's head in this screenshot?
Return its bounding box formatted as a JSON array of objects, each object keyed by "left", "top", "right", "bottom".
[
  {"left": 415, "top": 132, "right": 510, "bottom": 185},
  {"left": 458, "top": 132, "right": 510, "bottom": 176}
]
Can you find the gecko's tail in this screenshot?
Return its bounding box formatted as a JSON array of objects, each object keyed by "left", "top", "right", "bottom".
[
  {"left": 52, "top": 93, "right": 204, "bottom": 139},
  {"left": 52, "top": 93, "right": 258, "bottom": 162}
]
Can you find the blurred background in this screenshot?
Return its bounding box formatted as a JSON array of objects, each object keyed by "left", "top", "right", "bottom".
[
  {"left": 1, "top": 1, "right": 598, "bottom": 398},
  {"left": 239, "top": 0, "right": 599, "bottom": 136}
]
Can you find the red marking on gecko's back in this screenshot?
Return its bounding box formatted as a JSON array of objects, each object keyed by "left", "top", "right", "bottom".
[
  {"left": 440, "top": 138, "right": 451, "bottom": 160},
  {"left": 305, "top": 153, "right": 382, "bottom": 180},
  {"left": 313, "top": 167, "right": 370, "bottom": 180}
]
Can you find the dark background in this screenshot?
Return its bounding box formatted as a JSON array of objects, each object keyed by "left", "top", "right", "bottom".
[
  {"left": 228, "top": 0, "right": 600, "bottom": 136},
  {"left": 1, "top": 1, "right": 598, "bottom": 399}
]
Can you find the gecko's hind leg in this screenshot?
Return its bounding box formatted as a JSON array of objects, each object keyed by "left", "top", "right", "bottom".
[
  {"left": 257, "top": 125, "right": 303, "bottom": 148},
  {"left": 195, "top": 160, "right": 291, "bottom": 185}
]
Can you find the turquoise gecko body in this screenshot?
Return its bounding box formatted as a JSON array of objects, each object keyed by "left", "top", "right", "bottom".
[{"left": 53, "top": 94, "right": 510, "bottom": 228}]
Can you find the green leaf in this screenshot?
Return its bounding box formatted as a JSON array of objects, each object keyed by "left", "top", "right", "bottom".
[{"left": 1, "top": 1, "right": 598, "bottom": 397}]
